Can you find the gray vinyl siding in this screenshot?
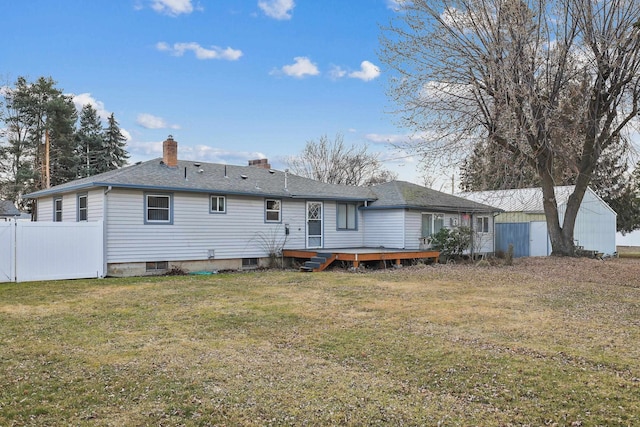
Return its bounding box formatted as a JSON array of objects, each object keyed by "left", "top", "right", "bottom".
[
  {"left": 405, "top": 211, "right": 422, "bottom": 250},
  {"left": 37, "top": 198, "right": 53, "bottom": 221},
  {"left": 322, "top": 201, "right": 365, "bottom": 248},
  {"left": 105, "top": 189, "right": 314, "bottom": 263},
  {"left": 87, "top": 189, "right": 104, "bottom": 220},
  {"left": 35, "top": 189, "right": 104, "bottom": 222},
  {"left": 363, "top": 209, "right": 405, "bottom": 248}
]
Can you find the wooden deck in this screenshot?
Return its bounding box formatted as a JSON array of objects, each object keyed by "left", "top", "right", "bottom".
[{"left": 282, "top": 248, "right": 440, "bottom": 272}]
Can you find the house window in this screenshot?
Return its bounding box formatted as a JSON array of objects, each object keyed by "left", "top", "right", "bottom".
[
  {"left": 476, "top": 216, "right": 490, "bottom": 233},
  {"left": 210, "top": 195, "right": 226, "bottom": 213},
  {"left": 265, "top": 199, "right": 281, "bottom": 222},
  {"left": 54, "top": 197, "right": 63, "bottom": 222},
  {"left": 422, "top": 213, "right": 444, "bottom": 237},
  {"left": 242, "top": 258, "right": 259, "bottom": 269},
  {"left": 145, "top": 193, "right": 173, "bottom": 224},
  {"left": 337, "top": 203, "right": 357, "bottom": 230},
  {"left": 146, "top": 261, "right": 168, "bottom": 271},
  {"left": 77, "top": 194, "right": 88, "bottom": 221}
]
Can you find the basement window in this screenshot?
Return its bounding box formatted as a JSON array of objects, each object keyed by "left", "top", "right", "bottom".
[
  {"left": 242, "top": 258, "right": 259, "bottom": 269},
  {"left": 146, "top": 261, "right": 168, "bottom": 272}
]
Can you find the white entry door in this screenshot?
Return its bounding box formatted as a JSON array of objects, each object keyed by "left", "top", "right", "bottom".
[
  {"left": 530, "top": 221, "right": 550, "bottom": 256},
  {"left": 306, "top": 201, "right": 323, "bottom": 248}
]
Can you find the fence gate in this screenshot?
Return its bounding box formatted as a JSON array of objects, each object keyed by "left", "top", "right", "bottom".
[
  {"left": 0, "top": 220, "right": 103, "bottom": 283},
  {"left": 0, "top": 222, "right": 15, "bottom": 282}
]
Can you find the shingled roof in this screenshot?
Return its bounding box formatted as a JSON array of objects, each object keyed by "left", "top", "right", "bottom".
[
  {"left": 368, "top": 181, "right": 499, "bottom": 213},
  {"left": 0, "top": 200, "right": 21, "bottom": 217},
  {"left": 24, "top": 158, "right": 376, "bottom": 202}
]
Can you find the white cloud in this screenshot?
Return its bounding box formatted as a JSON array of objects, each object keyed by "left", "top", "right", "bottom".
[
  {"left": 181, "top": 145, "right": 267, "bottom": 164},
  {"left": 120, "top": 128, "right": 132, "bottom": 141},
  {"left": 386, "top": 0, "right": 411, "bottom": 11},
  {"left": 150, "top": 0, "right": 195, "bottom": 16},
  {"left": 71, "top": 93, "right": 110, "bottom": 120},
  {"left": 348, "top": 61, "right": 381, "bottom": 81},
  {"left": 273, "top": 56, "right": 320, "bottom": 78},
  {"left": 328, "top": 65, "right": 347, "bottom": 80},
  {"left": 258, "top": 0, "right": 295, "bottom": 20},
  {"left": 136, "top": 113, "right": 180, "bottom": 130},
  {"left": 365, "top": 133, "right": 412, "bottom": 145},
  {"left": 156, "top": 42, "right": 243, "bottom": 61}
]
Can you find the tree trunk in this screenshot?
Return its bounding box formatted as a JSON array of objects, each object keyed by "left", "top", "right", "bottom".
[{"left": 541, "top": 167, "right": 591, "bottom": 257}]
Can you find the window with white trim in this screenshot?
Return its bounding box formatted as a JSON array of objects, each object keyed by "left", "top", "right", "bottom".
[
  {"left": 265, "top": 199, "right": 281, "bottom": 222},
  {"left": 77, "top": 194, "right": 88, "bottom": 221},
  {"left": 54, "top": 197, "right": 63, "bottom": 222},
  {"left": 145, "top": 193, "right": 172, "bottom": 224},
  {"left": 421, "top": 213, "right": 444, "bottom": 237},
  {"left": 210, "top": 195, "right": 226, "bottom": 213},
  {"left": 337, "top": 203, "right": 357, "bottom": 230},
  {"left": 476, "top": 216, "right": 490, "bottom": 233}
]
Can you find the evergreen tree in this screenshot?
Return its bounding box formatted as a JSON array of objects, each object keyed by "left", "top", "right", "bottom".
[
  {"left": 0, "top": 76, "right": 78, "bottom": 208},
  {"left": 48, "top": 94, "right": 78, "bottom": 186},
  {"left": 76, "top": 104, "right": 104, "bottom": 178},
  {"left": 102, "top": 113, "right": 129, "bottom": 172}
]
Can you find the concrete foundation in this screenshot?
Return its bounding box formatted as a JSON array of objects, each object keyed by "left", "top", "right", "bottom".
[{"left": 106, "top": 257, "right": 280, "bottom": 277}]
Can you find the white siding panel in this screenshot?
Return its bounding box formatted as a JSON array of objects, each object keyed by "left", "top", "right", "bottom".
[
  {"left": 87, "top": 189, "right": 104, "bottom": 221},
  {"left": 559, "top": 189, "right": 617, "bottom": 255},
  {"left": 106, "top": 189, "right": 312, "bottom": 263},
  {"left": 405, "top": 211, "right": 422, "bottom": 250},
  {"left": 37, "top": 198, "right": 53, "bottom": 222},
  {"left": 323, "top": 201, "right": 366, "bottom": 248},
  {"left": 363, "top": 209, "right": 405, "bottom": 248}
]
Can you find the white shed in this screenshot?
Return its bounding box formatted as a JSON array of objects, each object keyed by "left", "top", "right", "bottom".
[{"left": 459, "top": 186, "right": 617, "bottom": 257}]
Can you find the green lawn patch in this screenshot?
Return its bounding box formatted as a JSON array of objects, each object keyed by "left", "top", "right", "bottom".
[{"left": 1, "top": 259, "right": 639, "bottom": 425}]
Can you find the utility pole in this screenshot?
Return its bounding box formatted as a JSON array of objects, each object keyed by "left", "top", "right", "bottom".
[{"left": 45, "top": 129, "right": 50, "bottom": 188}]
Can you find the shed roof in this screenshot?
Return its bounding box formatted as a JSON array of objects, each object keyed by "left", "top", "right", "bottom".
[{"left": 457, "top": 186, "right": 576, "bottom": 213}]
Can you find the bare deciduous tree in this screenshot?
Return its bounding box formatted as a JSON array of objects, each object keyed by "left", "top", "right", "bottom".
[
  {"left": 287, "top": 133, "right": 397, "bottom": 186},
  {"left": 381, "top": 0, "right": 640, "bottom": 255}
]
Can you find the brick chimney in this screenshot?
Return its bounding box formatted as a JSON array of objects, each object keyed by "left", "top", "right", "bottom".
[
  {"left": 248, "top": 158, "right": 271, "bottom": 169},
  {"left": 162, "top": 135, "right": 178, "bottom": 167}
]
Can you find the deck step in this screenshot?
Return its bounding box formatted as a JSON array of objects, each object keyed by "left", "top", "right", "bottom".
[{"left": 298, "top": 253, "right": 336, "bottom": 272}]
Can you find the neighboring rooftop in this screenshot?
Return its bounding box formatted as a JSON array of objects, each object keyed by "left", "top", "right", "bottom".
[{"left": 0, "top": 200, "right": 21, "bottom": 217}]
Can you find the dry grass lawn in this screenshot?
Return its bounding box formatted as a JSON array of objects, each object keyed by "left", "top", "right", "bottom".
[{"left": 1, "top": 257, "right": 639, "bottom": 426}]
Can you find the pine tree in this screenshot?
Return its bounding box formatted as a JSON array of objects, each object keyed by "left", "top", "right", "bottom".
[
  {"left": 76, "top": 104, "right": 104, "bottom": 178},
  {"left": 0, "top": 76, "right": 78, "bottom": 207},
  {"left": 101, "top": 113, "right": 129, "bottom": 172},
  {"left": 48, "top": 95, "right": 78, "bottom": 186}
]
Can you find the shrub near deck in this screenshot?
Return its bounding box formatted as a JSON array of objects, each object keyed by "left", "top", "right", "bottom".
[{"left": 1, "top": 258, "right": 639, "bottom": 426}]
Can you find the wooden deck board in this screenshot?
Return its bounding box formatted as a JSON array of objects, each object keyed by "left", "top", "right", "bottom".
[{"left": 283, "top": 248, "right": 440, "bottom": 270}]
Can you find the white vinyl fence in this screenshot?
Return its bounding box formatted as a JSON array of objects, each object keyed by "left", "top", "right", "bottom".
[{"left": 0, "top": 220, "right": 103, "bottom": 283}]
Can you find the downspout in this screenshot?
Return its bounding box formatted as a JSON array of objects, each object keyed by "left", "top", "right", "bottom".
[
  {"left": 103, "top": 186, "right": 112, "bottom": 278},
  {"left": 470, "top": 213, "right": 475, "bottom": 259}
]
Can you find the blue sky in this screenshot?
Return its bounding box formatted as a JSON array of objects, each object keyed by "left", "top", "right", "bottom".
[{"left": 2, "top": 0, "right": 426, "bottom": 184}]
